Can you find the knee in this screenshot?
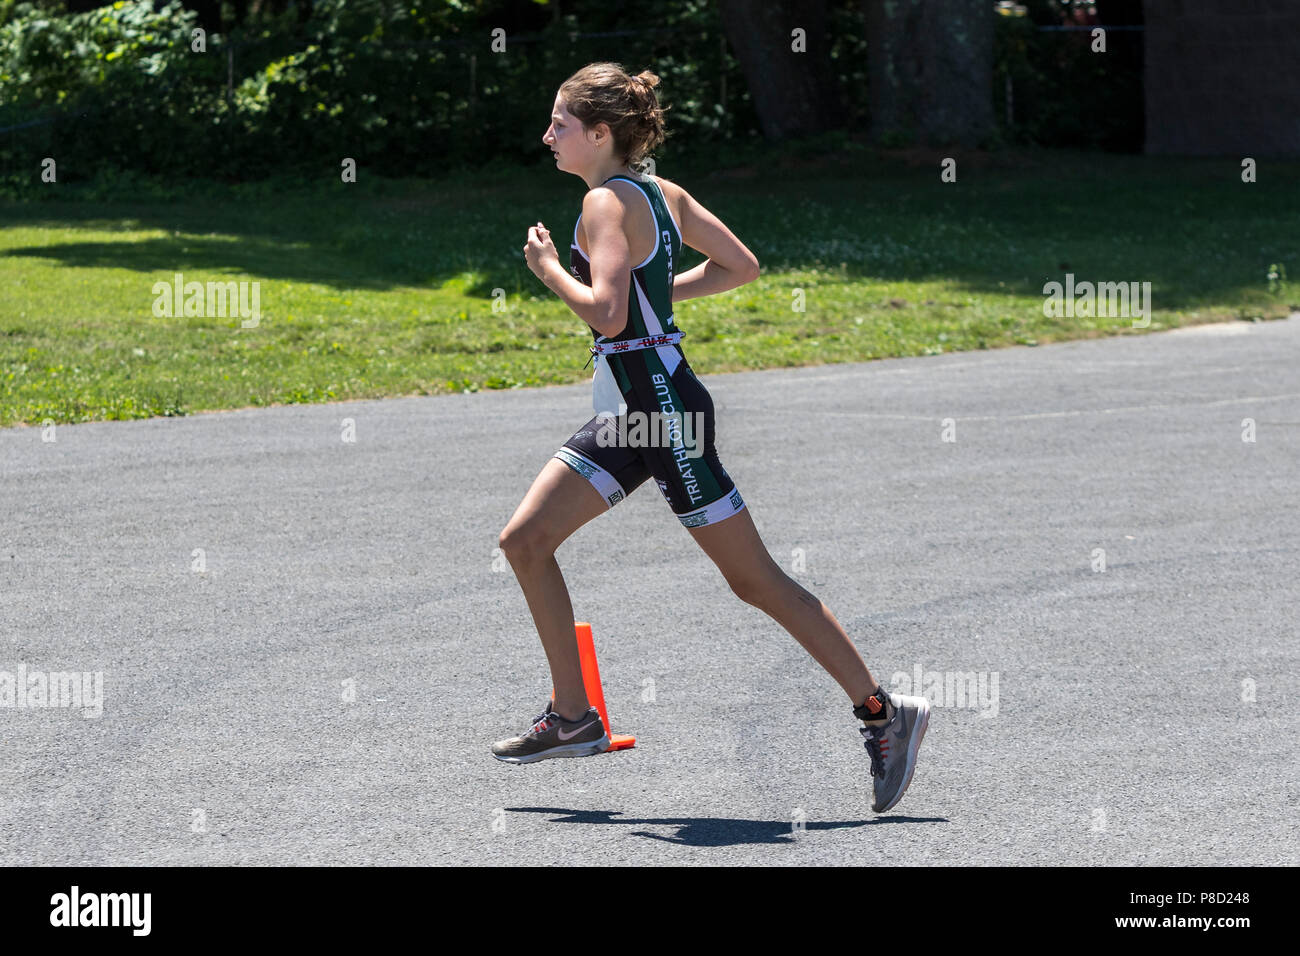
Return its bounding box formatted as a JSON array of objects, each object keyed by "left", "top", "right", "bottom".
[
  {"left": 728, "top": 567, "right": 816, "bottom": 612},
  {"left": 726, "top": 568, "right": 781, "bottom": 609},
  {"left": 497, "top": 521, "right": 554, "bottom": 568}
]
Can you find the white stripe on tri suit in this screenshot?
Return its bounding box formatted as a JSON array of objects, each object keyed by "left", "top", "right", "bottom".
[{"left": 634, "top": 276, "right": 681, "bottom": 376}]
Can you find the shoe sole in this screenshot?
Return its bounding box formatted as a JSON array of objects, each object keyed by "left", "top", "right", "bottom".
[
  {"left": 875, "top": 699, "right": 930, "bottom": 813},
  {"left": 492, "top": 734, "right": 611, "bottom": 765}
]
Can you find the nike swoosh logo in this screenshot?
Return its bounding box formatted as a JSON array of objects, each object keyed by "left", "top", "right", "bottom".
[{"left": 557, "top": 720, "right": 597, "bottom": 741}]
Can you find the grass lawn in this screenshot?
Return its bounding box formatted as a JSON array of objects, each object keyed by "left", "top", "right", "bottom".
[{"left": 1, "top": 143, "right": 1296, "bottom": 427}]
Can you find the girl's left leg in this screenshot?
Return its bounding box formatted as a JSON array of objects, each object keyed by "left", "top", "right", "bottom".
[
  {"left": 686, "top": 506, "right": 882, "bottom": 709},
  {"left": 686, "top": 497, "right": 930, "bottom": 815}
]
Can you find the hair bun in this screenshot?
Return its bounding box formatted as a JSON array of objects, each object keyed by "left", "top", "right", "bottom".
[{"left": 560, "top": 63, "right": 668, "bottom": 169}]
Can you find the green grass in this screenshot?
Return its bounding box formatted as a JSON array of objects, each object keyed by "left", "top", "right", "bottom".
[{"left": 1, "top": 144, "right": 1296, "bottom": 427}]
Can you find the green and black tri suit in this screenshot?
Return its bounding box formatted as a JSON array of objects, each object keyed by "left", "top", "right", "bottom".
[{"left": 553, "top": 174, "right": 745, "bottom": 528}]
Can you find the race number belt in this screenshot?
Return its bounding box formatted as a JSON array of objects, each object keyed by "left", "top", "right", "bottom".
[
  {"left": 583, "top": 330, "right": 685, "bottom": 369},
  {"left": 591, "top": 330, "right": 685, "bottom": 355}
]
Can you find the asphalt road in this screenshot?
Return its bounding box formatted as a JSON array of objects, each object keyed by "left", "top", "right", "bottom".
[{"left": 3, "top": 316, "right": 1298, "bottom": 865}]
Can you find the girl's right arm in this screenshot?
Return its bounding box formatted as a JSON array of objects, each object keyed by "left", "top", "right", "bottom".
[{"left": 672, "top": 187, "right": 760, "bottom": 303}]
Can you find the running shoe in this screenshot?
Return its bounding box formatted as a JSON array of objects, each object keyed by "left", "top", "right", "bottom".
[
  {"left": 491, "top": 701, "right": 610, "bottom": 764},
  {"left": 858, "top": 691, "right": 930, "bottom": 812}
]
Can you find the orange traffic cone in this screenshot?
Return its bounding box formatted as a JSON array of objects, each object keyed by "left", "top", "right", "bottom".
[{"left": 551, "top": 621, "right": 635, "bottom": 752}]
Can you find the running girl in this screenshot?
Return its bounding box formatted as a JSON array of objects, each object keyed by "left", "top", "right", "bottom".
[{"left": 494, "top": 62, "right": 929, "bottom": 813}]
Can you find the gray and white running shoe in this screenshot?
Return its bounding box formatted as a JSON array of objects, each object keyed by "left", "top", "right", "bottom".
[
  {"left": 492, "top": 702, "right": 610, "bottom": 764},
  {"left": 860, "top": 692, "right": 930, "bottom": 812}
]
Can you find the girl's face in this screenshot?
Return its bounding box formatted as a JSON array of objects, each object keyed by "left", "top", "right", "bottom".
[{"left": 542, "top": 94, "right": 606, "bottom": 175}]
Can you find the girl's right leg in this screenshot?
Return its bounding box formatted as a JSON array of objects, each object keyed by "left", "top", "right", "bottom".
[{"left": 497, "top": 456, "right": 611, "bottom": 722}]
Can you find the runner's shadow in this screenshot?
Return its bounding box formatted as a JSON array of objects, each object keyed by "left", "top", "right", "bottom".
[{"left": 506, "top": 807, "right": 948, "bottom": 847}]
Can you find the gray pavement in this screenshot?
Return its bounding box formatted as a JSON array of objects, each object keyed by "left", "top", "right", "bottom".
[{"left": 2, "top": 316, "right": 1298, "bottom": 865}]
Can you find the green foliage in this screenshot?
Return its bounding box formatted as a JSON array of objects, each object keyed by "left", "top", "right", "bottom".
[
  {"left": 0, "top": 0, "right": 824, "bottom": 186},
  {"left": 0, "top": 0, "right": 222, "bottom": 181},
  {"left": 1266, "top": 262, "right": 1286, "bottom": 297},
  {"left": 0, "top": 0, "right": 1139, "bottom": 189}
]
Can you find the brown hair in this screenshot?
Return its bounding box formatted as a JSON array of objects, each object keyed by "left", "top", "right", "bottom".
[{"left": 558, "top": 62, "right": 670, "bottom": 172}]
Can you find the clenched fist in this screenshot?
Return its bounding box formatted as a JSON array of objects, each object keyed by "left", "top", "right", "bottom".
[{"left": 523, "top": 221, "right": 559, "bottom": 281}]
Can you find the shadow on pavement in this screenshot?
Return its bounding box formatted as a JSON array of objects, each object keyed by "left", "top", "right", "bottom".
[{"left": 506, "top": 807, "right": 948, "bottom": 847}]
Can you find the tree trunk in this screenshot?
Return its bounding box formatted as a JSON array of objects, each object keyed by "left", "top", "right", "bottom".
[
  {"left": 863, "top": 0, "right": 994, "bottom": 147},
  {"left": 716, "top": 0, "right": 843, "bottom": 140}
]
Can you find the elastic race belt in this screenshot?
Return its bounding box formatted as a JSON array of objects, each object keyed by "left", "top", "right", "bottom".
[
  {"left": 583, "top": 330, "right": 685, "bottom": 369},
  {"left": 591, "top": 331, "right": 685, "bottom": 355}
]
